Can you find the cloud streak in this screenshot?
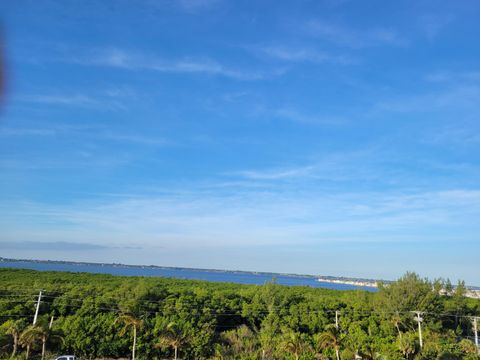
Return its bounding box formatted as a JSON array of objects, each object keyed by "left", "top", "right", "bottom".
[
  {"left": 72, "top": 48, "right": 278, "bottom": 81},
  {"left": 2, "top": 188, "right": 479, "bottom": 252},
  {"left": 19, "top": 94, "right": 101, "bottom": 106},
  {"left": 273, "top": 107, "right": 346, "bottom": 125},
  {"left": 418, "top": 14, "right": 453, "bottom": 41},
  {"left": 0, "top": 122, "right": 169, "bottom": 147},
  {"left": 16, "top": 91, "right": 129, "bottom": 111},
  {"left": 255, "top": 45, "right": 353, "bottom": 64},
  {"left": 177, "top": 0, "right": 221, "bottom": 12},
  {"left": 101, "top": 132, "right": 169, "bottom": 146},
  {"left": 307, "top": 20, "right": 408, "bottom": 48},
  {"left": 0, "top": 240, "right": 113, "bottom": 251},
  {"left": 233, "top": 166, "right": 315, "bottom": 180},
  {"left": 372, "top": 83, "right": 480, "bottom": 114}
]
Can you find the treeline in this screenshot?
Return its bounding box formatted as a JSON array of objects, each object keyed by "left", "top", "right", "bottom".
[{"left": 0, "top": 269, "right": 479, "bottom": 360}]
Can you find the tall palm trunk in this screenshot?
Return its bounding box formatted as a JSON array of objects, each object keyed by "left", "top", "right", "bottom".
[
  {"left": 42, "top": 335, "right": 47, "bottom": 360},
  {"left": 394, "top": 312, "right": 402, "bottom": 341},
  {"left": 26, "top": 344, "right": 30, "bottom": 359},
  {"left": 174, "top": 345, "right": 178, "bottom": 360},
  {"left": 335, "top": 347, "right": 340, "bottom": 360},
  {"left": 395, "top": 323, "right": 402, "bottom": 340},
  {"left": 12, "top": 335, "right": 18, "bottom": 357},
  {"left": 132, "top": 325, "right": 137, "bottom": 360}
]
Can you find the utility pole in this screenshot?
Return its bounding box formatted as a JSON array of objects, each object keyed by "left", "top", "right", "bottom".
[
  {"left": 413, "top": 311, "right": 424, "bottom": 349},
  {"left": 473, "top": 316, "right": 479, "bottom": 350},
  {"left": 334, "top": 310, "right": 341, "bottom": 360},
  {"left": 33, "top": 290, "right": 42, "bottom": 325}
]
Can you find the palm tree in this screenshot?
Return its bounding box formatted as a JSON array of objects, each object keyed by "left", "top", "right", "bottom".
[
  {"left": 18, "top": 321, "right": 52, "bottom": 360},
  {"left": 156, "top": 321, "right": 189, "bottom": 360},
  {"left": 397, "top": 332, "right": 418, "bottom": 360},
  {"left": 37, "top": 321, "right": 52, "bottom": 360},
  {"left": 391, "top": 311, "right": 403, "bottom": 340},
  {"left": 281, "top": 331, "right": 310, "bottom": 360},
  {"left": 5, "top": 320, "right": 23, "bottom": 357},
  {"left": 221, "top": 324, "right": 258, "bottom": 356},
  {"left": 317, "top": 325, "right": 342, "bottom": 360},
  {"left": 116, "top": 313, "right": 144, "bottom": 360},
  {"left": 362, "top": 343, "right": 385, "bottom": 360},
  {"left": 19, "top": 325, "right": 41, "bottom": 360}
]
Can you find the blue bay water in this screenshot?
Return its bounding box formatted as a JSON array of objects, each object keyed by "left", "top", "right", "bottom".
[{"left": 0, "top": 260, "right": 376, "bottom": 292}]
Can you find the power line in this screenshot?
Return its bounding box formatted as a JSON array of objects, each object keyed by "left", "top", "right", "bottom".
[
  {"left": 1, "top": 295, "right": 479, "bottom": 319},
  {"left": 10, "top": 293, "right": 477, "bottom": 316}
]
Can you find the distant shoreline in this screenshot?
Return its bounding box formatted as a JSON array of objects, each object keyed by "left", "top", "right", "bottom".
[
  {"left": 317, "top": 277, "right": 379, "bottom": 288},
  {"left": 1, "top": 257, "right": 479, "bottom": 295},
  {"left": 0, "top": 256, "right": 373, "bottom": 280},
  {"left": 0, "top": 256, "right": 385, "bottom": 285}
]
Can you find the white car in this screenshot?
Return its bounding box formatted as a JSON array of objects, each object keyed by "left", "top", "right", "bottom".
[{"left": 55, "top": 356, "right": 76, "bottom": 360}]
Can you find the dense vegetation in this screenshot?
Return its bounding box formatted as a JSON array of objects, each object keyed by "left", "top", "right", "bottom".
[{"left": 0, "top": 269, "right": 479, "bottom": 359}]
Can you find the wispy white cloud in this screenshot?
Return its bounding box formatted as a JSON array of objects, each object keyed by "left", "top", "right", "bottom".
[
  {"left": 16, "top": 91, "right": 129, "bottom": 110},
  {"left": 72, "top": 48, "right": 278, "bottom": 81},
  {"left": 371, "top": 83, "right": 480, "bottom": 114},
  {"left": 366, "top": 71, "right": 480, "bottom": 151},
  {"left": 177, "top": 0, "right": 221, "bottom": 12},
  {"left": 425, "top": 70, "right": 480, "bottom": 83},
  {"left": 0, "top": 153, "right": 132, "bottom": 171},
  {"left": 147, "top": 0, "right": 221, "bottom": 13},
  {"left": 230, "top": 156, "right": 371, "bottom": 183},
  {"left": 0, "top": 120, "right": 168, "bottom": 146},
  {"left": 18, "top": 94, "right": 100, "bottom": 106},
  {"left": 233, "top": 166, "right": 315, "bottom": 180},
  {"left": 307, "top": 20, "right": 408, "bottom": 48},
  {"left": 0, "top": 240, "right": 115, "bottom": 251},
  {"left": 227, "top": 145, "right": 480, "bottom": 191},
  {"left": 255, "top": 45, "right": 354, "bottom": 64},
  {"left": 424, "top": 126, "right": 480, "bottom": 147},
  {"left": 0, "top": 130, "right": 169, "bottom": 173},
  {"left": 2, "top": 188, "right": 479, "bottom": 251},
  {"left": 101, "top": 132, "right": 169, "bottom": 146},
  {"left": 247, "top": 105, "right": 348, "bottom": 126},
  {"left": 273, "top": 107, "right": 346, "bottom": 125},
  {"left": 418, "top": 14, "right": 453, "bottom": 41},
  {"left": 0, "top": 128, "right": 56, "bottom": 136}
]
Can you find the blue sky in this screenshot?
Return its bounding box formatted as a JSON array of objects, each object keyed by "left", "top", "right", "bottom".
[{"left": 1, "top": 0, "right": 479, "bottom": 284}]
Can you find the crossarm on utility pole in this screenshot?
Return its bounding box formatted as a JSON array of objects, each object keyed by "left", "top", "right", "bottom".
[{"left": 413, "top": 311, "right": 424, "bottom": 349}]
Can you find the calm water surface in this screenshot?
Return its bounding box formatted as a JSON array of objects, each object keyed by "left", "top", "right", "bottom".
[{"left": 0, "top": 260, "right": 376, "bottom": 292}]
